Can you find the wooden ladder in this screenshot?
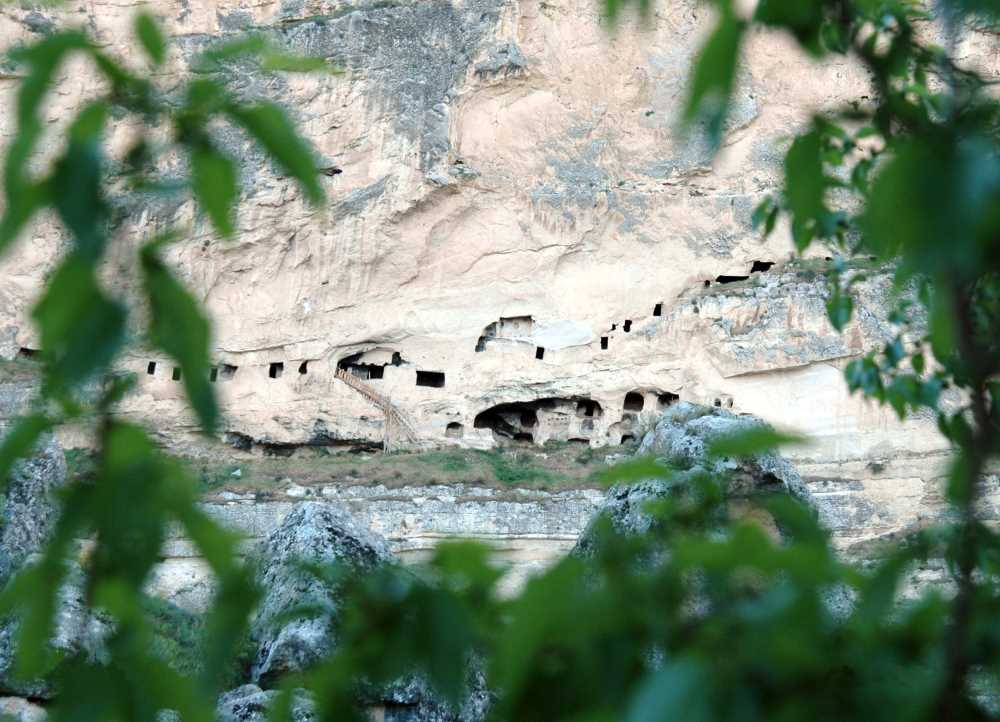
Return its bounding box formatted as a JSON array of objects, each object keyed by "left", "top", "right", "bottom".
[{"left": 335, "top": 368, "right": 421, "bottom": 451}]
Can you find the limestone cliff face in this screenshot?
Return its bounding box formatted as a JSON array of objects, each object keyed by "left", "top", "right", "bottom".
[{"left": 0, "top": 0, "right": 974, "bottom": 577}]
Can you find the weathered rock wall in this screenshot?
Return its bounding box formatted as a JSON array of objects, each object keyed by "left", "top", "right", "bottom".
[{"left": 0, "top": 0, "right": 990, "bottom": 600}]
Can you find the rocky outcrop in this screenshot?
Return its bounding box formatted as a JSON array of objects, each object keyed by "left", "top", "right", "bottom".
[
  {"left": 246, "top": 501, "right": 490, "bottom": 720},
  {"left": 249, "top": 502, "right": 394, "bottom": 685},
  {"left": 0, "top": 0, "right": 977, "bottom": 576},
  {"left": 0, "top": 696, "right": 46, "bottom": 722},
  {"left": 634, "top": 401, "right": 811, "bottom": 502},
  {"left": 576, "top": 402, "right": 810, "bottom": 554},
  {"left": 0, "top": 426, "right": 106, "bottom": 699},
  {"left": 217, "top": 684, "right": 314, "bottom": 722},
  {"left": 368, "top": 674, "right": 490, "bottom": 722},
  {"left": 0, "top": 436, "right": 66, "bottom": 586}
]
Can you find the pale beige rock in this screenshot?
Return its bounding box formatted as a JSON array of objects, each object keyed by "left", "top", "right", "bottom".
[{"left": 0, "top": 0, "right": 991, "bottom": 598}]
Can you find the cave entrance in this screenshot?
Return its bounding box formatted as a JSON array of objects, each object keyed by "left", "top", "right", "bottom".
[
  {"left": 750, "top": 260, "right": 775, "bottom": 273},
  {"left": 416, "top": 370, "right": 445, "bottom": 388},
  {"left": 653, "top": 303, "right": 662, "bottom": 317},
  {"left": 623, "top": 392, "right": 644, "bottom": 412},
  {"left": 445, "top": 422, "right": 464, "bottom": 438},
  {"left": 475, "top": 397, "right": 603, "bottom": 445},
  {"left": 658, "top": 392, "right": 680, "bottom": 410},
  {"left": 338, "top": 349, "right": 402, "bottom": 380},
  {"left": 715, "top": 274, "right": 749, "bottom": 284},
  {"left": 269, "top": 362, "right": 284, "bottom": 379}
]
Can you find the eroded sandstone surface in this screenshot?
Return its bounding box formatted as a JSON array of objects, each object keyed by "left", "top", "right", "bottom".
[{"left": 0, "top": 0, "right": 991, "bottom": 616}]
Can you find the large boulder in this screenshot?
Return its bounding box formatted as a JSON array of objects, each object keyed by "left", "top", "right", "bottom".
[
  {"left": 247, "top": 502, "right": 491, "bottom": 721},
  {"left": 216, "top": 684, "right": 314, "bottom": 722},
  {"left": 0, "top": 696, "right": 46, "bottom": 722},
  {"left": 249, "top": 502, "right": 394, "bottom": 685},
  {"left": 0, "top": 430, "right": 106, "bottom": 698},
  {"left": 577, "top": 402, "right": 812, "bottom": 553}
]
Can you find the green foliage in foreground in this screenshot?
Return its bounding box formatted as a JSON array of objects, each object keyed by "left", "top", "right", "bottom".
[{"left": 0, "top": 1, "right": 998, "bottom": 721}]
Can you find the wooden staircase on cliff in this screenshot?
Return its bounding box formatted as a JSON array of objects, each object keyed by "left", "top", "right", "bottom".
[{"left": 334, "top": 368, "right": 422, "bottom": 451}]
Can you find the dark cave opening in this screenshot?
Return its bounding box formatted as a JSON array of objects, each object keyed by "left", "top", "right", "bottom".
[
  {"left": 269, "top": 362, "right": 284, "bottom": 379},
  {"left": 624, "top": 392, "right": 644, "bottom": 412},
  {"left": 715, "top": 275, "right": 750, "bottom": 284},
  {"left": 658, "top": 392, "right": 680, "bottom": 409},
  {"left": 338, "top": 350, "right": 401, "bottom": 379},
  {"left": 416, "top": 370, "right": 445, "bottom": 388},
  {"left": 750, "top": 260, "right": 775, "bottom": 273}
]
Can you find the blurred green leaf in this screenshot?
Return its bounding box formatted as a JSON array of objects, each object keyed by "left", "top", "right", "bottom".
[
  {"left": 754, "top": 0, "right": 825, "bottom": 54},
  {"left": 784, "top": 129, "right": 827, "bottom": 251},
  {"left": 597, "top": 455, "right": 674, "bottom": 485},
  {"left": 683, "top": 5, "right": 744, "bottom": 148},
  {"left": 707, "top": 426, "right": 807, "bottom": 458},
  {"left": 191, "top": 143, "right": 239, "bottom": 238},
  {"left": 52, "top": 103, "right": 109, "bottom": 261},
  {"left": 134, "top": 13, "right": 167, "bottom": 67},
  {"left": 225, "top": 102, "right": 323, "bottom": 204},
  {"left": 261, "top": 52, "right": 339, "bottom": 74},
  {"left": 141, "top": 238, "right": 218, "bottom": 433},
  {"left": 827, "top": 284, "right": 854, "bottom": 331},
  {"left": 626, "top": 661, "right": 711, "bottom": 722},
  {"left": 193, "top": 35, "right": 268, "bottom": 73},
  {"left": 32, "top": 253, "right": 127, "bottom": 390}
]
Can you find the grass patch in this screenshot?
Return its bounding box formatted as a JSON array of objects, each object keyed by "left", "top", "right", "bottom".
[
  {"left": 414, "top": 450, "right": 472, "bottom": 473},
  {"left": 476, "top": 449, "right": 553, "bottom": 486}
]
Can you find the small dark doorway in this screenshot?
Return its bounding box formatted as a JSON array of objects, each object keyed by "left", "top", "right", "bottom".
[
  {"left": 624, "top": 392, "right": 644, "bottom": 412},
  {"left": 535, "top": 347, "right": 545, "bottom": 360},
  {"left": 658, "top": 392, "right": 679, "bottom": 410},
  {"left": 269, "top": 362, "right": 284, "bottom": 379},
  {"left": 445, "top": 422, "right": 464, "bottom": 438},
  {"left": 298, "top": 361, "right": 308, "bottom": 375},
  {"left": 209, "top": 367, "right": 218, "bottom": 383},
  {"left": 172, "top": 367, "right": 182, "bottom": 381},
  {"left": 623, "top": 320, "right": 632, "bottom": 332},
  {"left": 653, "top": 303, "right": 662, "bottom": 317},
  {"left": 416, "top": 370, "right": 445, "bottom": 388},
  {"left": 146, "top": 361, "right": 156, "bottom": 376},
  {"left": 600, "top": 337, "right": 608, "bottom": 350}
]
